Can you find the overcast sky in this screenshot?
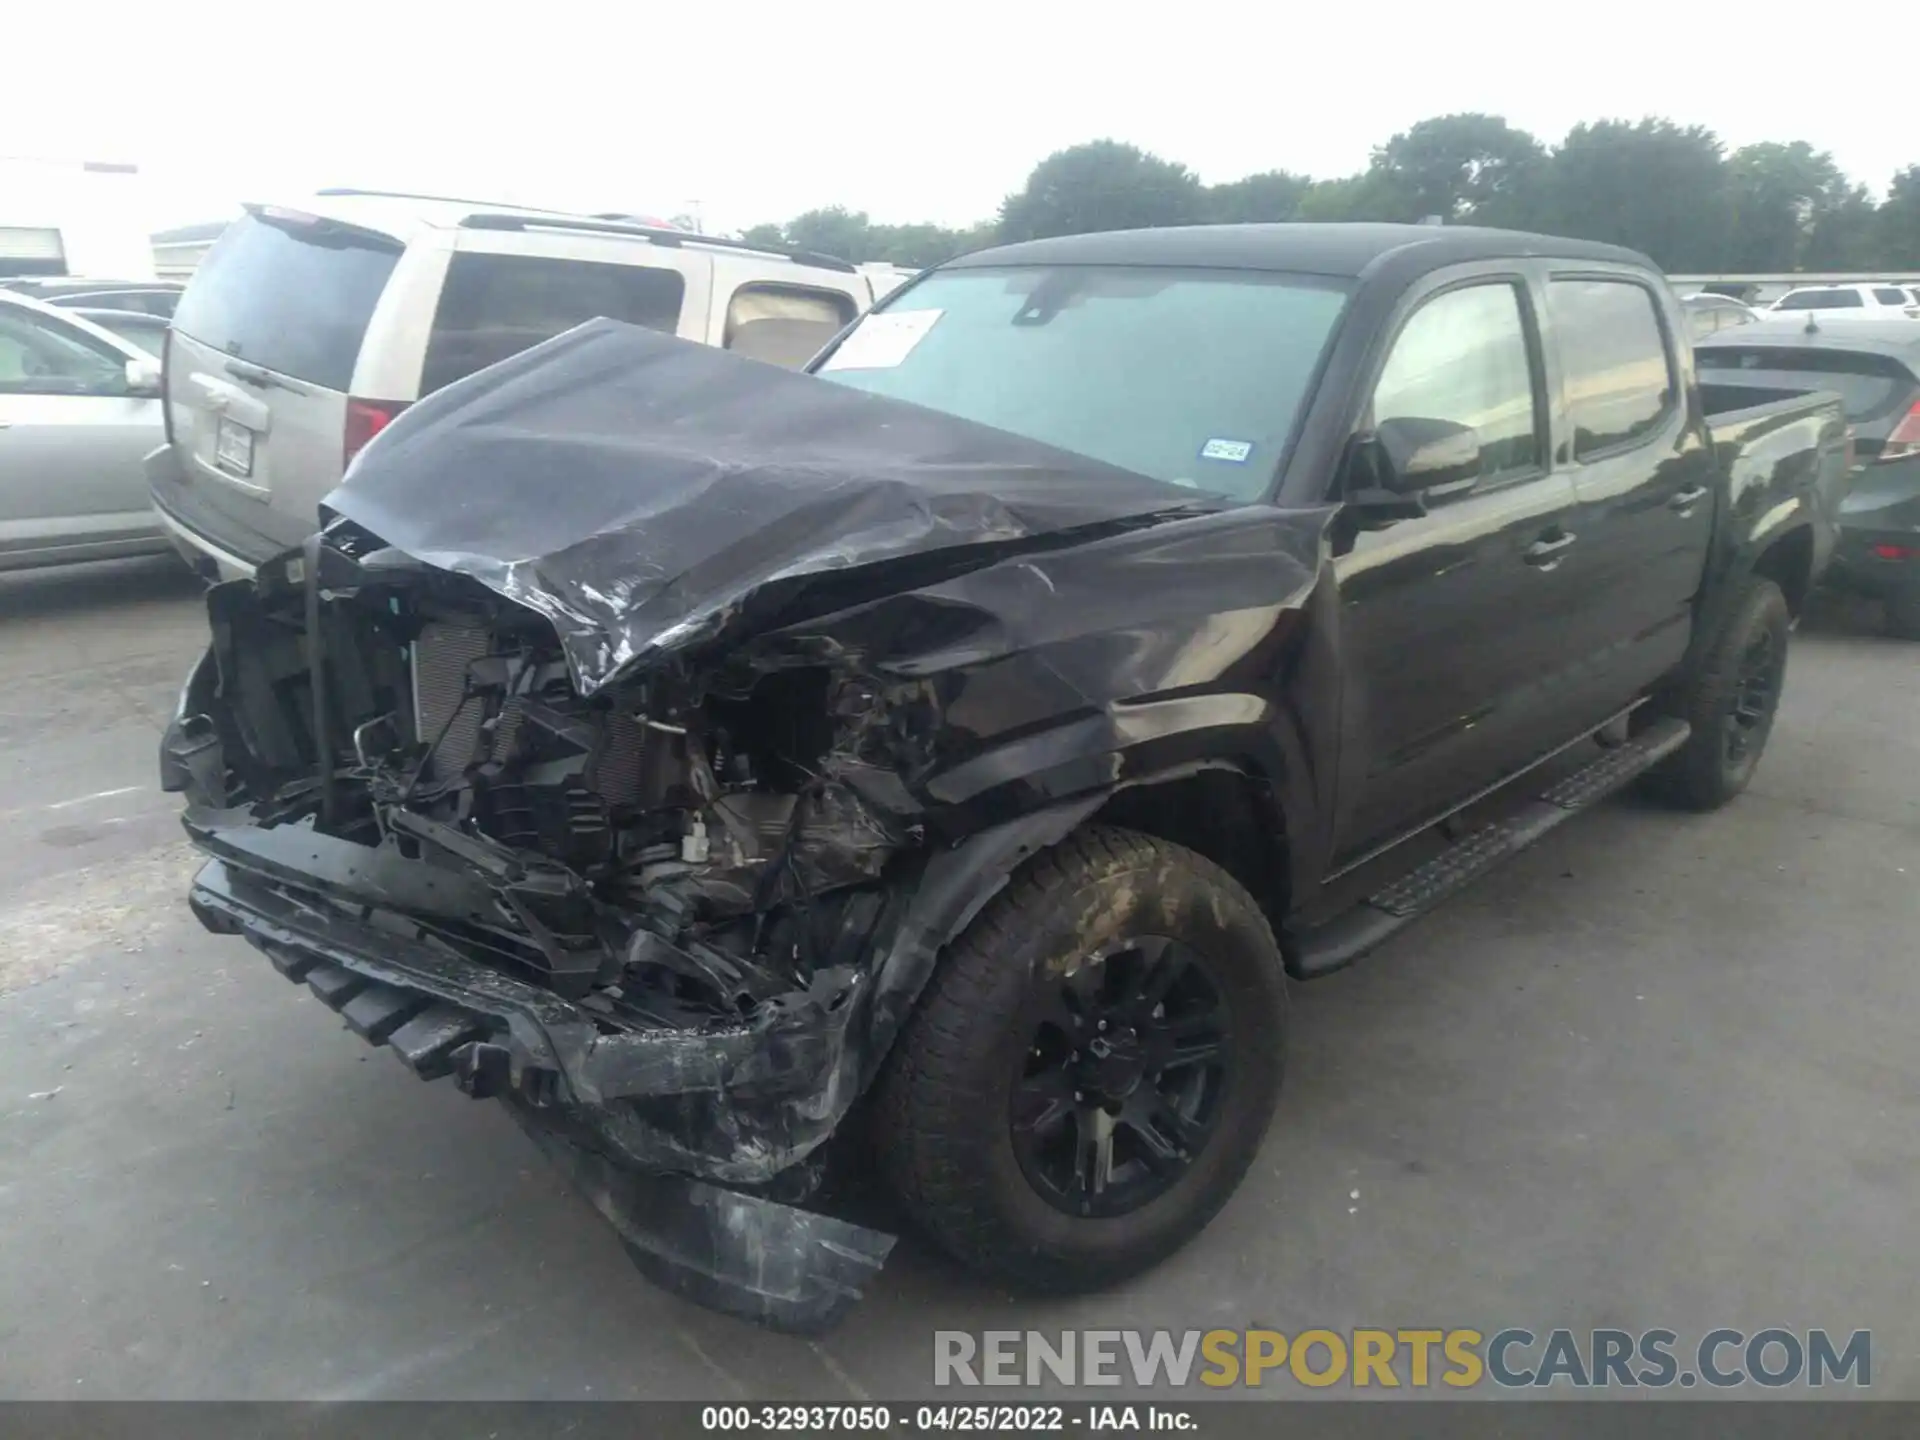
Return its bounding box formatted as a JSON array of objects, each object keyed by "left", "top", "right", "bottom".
[{"left": 6, "top": 0, "right": 1908, "bottom": 234}]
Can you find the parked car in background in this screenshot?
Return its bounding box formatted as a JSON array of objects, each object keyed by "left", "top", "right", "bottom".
[
  {"left": 1699, "top": 317, "right": 1920, "bottom": 636},
  {"left": 0, "top": 290, "right": 170, "bottom": 571},
  {"left": 1767, "top": 284, "right": 1920, "bottom": 320},
  {"left": 1681, "top": 291, "right": 1764, "bottom": 340},
  {"left": 66, "top": 307, "right": 168, "bottom": 356},
  {"left": 148, "top": 192, "right": 900, "bottom": 581},
  {"left": 0, "top": 277, "right": 184, "bottom": 316}
]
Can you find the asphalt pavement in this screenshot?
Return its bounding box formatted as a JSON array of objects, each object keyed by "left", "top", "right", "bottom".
[{"left": 1, "top": 555, "right": 1915, "bottom": 1400}]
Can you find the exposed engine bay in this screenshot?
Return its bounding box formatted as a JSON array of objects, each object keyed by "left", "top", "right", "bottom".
[{"left": 193, "top": 534, "right": 921, "bottom": 1032}]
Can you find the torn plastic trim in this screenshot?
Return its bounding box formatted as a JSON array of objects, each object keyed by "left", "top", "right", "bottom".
[
  {"left": 504, "top": 1102, "right": 895, "bottom": 1335},
  {"left": 856, "top": 792, "right": 1104, "bottom": 1072}
]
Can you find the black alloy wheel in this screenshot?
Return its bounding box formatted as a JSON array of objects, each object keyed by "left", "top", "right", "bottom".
[
  {"left": 1646, "top": 575, "right": 1791, "bottom": 810},
  {"left": 1009, "top": 935, "right": 1229, "bottom": 1219},
  {"left": 1723, "top": 624, "right": 1784, "bottom": 767},
  {"left": 874, "top": 827, "right": 1288, "bottom": 1293}
]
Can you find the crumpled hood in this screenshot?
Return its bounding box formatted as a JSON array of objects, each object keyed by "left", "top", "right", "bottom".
[{"left": 325, "top": 318, "right": 1210, "bottom": 693}]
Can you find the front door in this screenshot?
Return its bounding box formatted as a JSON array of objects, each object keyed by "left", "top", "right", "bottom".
[{"left": 1329, "top": 275, "right": 1587, "bottom": 866}]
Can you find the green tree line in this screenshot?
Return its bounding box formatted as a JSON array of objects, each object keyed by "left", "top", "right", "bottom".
[{"left": 740, "top": 117, "right": 1920, "bottom": 274}]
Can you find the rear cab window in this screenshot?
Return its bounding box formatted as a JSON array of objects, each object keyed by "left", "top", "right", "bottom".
[
  {"left": 1546, "top": 279, "right": 1674, "bottom": 458},
  {"left": 420, "top": 253, "right": 689, "bottom": 394},
  {"left": 1695, "top": 346, "right": 1916, "bottom": 426},
  {"left": 170, "top": 210, "right": 402, "bottom": 391}
]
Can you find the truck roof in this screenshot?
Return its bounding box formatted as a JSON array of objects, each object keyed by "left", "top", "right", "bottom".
[{"left": 951, "top": 223, "right": 1651, "bottom": 278}]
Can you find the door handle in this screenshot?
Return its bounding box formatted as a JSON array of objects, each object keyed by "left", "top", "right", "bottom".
[
  {"left": 1523, "top": 530, "right": 1577, "bottom": 568},
  {"left": 1669, "top": 484, "right": 1709, "bottom": 511}
]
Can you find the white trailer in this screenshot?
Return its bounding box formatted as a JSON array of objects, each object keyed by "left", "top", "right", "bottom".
[{"left": 0, "top": 158, "right": 157, "bottom": 280}]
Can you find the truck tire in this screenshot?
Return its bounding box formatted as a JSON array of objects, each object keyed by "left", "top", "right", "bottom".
[
  {"left": 1886, "top": 588, "right": 1920, "bottom": 641},
  {"left": 1648, "top": 577, "right": 1790, "bottom": 810},
  {"left": 874, "top": 826, "right": 1287, "bottom": 1293}
]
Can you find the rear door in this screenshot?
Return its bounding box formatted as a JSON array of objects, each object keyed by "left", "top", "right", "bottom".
[
  {"left": 158, "top": 209, "right": 403, "bottom": 564},
  {"left": 0, "top": 302, "right": 159, "bottom": 559},
  {"left": 1543, "top": 273, "right": 1711, "bottom": 707},
  {"left": 1330, "top": 272, "right": 1586, "bottom": 863}
]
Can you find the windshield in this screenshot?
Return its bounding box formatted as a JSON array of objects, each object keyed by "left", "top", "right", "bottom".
[
  {"left": 815, "top": 265, "right": 1349, "bottom": 500},
  {"left": 171, "top": 212, "right": 401, "bottom": 391}
]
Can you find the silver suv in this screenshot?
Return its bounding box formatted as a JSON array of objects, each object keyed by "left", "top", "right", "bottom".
[{"left": 149, "top": 191, "right": 892, "bottom": 578}]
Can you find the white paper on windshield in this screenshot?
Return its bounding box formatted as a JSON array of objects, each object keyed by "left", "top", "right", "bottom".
[{"left": 819, "top": 309, "right": 943, "bottom": 370}]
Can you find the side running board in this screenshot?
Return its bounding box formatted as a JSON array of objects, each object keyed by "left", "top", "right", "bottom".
[{"left": 1285, "top": 718, "right": 1691, "bottom": 979}]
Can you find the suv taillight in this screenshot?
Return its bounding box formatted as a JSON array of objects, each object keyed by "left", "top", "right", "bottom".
[
  {"left": 1880, "top": 399, "right": 1920, "bottom": 463},
  {"left": 344, "top": 397, "right": 408, "bottom": 469}
]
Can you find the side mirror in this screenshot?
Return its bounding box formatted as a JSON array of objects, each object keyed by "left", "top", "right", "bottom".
[
  {"left": 125, "top": 358, "right": 162, "bottom": 397},
  {"left": 1368, "top": 415, "right": 1482, "bottom": 494}
]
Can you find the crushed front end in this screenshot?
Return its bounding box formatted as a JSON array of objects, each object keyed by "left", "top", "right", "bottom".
[
  {"left": 161, "top": 532, "right": 943, "bottom": 1330},
  {"left": 156, "top": 318, "right": 1250, "bottom": 1330}
]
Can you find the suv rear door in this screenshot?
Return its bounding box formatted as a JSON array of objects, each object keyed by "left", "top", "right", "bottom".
[{"left": 157, "top": 208, "right": 403, "bottom": 565}]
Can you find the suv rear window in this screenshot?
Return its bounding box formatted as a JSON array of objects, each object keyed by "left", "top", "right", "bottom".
[
  {"left": 171, "top": 212, "right": 402, "bottom": 391},
  {"left": 1775, "top": 289, "right": 1863, "bottom": 310},
  {"left": 1547, "top": 279, "right": 1674, "bottom": 458},
  {"left": 1873, "top": 288, "right": 1909, "bottom": 306},
  {"left": 421, "top": 253, "right": 687, "bottom": 394}
]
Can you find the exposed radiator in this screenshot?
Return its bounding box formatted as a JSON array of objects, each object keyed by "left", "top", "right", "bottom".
[
  {"left": 584, "top": 710, "right": 647, "bottom": 807},
  {"left": 411, "top": 621, "right": 491, "bottom": 782}
]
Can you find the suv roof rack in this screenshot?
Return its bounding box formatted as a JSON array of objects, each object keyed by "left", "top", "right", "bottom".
[
  {"left": 457, "top": 212, "right": 857, "bottom": 274},
  {"left": 314, "top": 187, "right": 588, "bottom": 216}
]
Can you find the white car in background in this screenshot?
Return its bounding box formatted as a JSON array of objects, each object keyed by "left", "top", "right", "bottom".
[
  {"left": 1768, "top": 284, "right": 1920, "bottom": 321},
  {"left": 0, "top": 290, "right": 169, "bottom": 572},
  {"left": 149, "top": 190, "right": 900, "bottom": 580}
]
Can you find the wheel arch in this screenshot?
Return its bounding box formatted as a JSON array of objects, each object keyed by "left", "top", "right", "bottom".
[
  {"left": 1089, "top": 762, "right": 1291, "bottom": 933},
  {"left": 1751, "top": 522, "right": 1816, "bottom": 617}
]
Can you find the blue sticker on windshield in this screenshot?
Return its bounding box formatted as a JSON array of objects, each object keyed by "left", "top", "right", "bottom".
[{"left": 1200, "top": 438, "right": 1253, "bottom": 463}]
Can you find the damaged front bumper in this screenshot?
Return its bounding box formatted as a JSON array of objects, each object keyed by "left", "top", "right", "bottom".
[
  {"left": 174, "top": 768, "right": 1097, "bottom": 1330},
  {"left": 182, "top": 812, "right": 894, "bottom": 1331}
]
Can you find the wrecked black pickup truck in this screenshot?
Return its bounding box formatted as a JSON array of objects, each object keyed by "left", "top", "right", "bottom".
[{"left": 161, "top": 224, "right": 1849, "bottom": 1332}]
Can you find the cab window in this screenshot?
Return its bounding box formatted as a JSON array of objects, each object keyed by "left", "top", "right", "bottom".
[
  {"left": 1547, "top": 279, "right": 1674, "bottom": 459},
  {"left": 1370, "top": 282, "right": 1541, "bottom": 483}
]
